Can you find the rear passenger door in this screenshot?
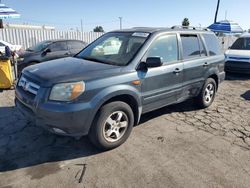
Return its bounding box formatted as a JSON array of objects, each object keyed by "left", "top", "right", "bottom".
[
  {"left": 141, "top": 34, "right": 184, "bottom": 113},
  {"left": 180, "top": 34, "right": 208, "bottom": 99},
  {"left": 68, "top": 41, "right": 85, "bottom": 55},
  {"left": 42, "top": 41, "right": 70, "bottom": 62}
]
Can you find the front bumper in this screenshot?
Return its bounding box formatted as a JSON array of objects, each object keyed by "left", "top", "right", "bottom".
[
  {"left": 15, "top": 87, "right": 94, "bottom": 137},
  {"left": 225, "top": 61, "right": 250, "bottom": 74}
]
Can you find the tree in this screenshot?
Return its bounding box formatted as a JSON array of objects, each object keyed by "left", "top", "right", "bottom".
[
  {"left": 182, "top": 18, "right": 190, "bottom": 27},
  {"left": 214, "top": 0, "right": 221, "bottom": 23},
  {"left": 93, "top": 26, "right": 104, "bottom": 32}
]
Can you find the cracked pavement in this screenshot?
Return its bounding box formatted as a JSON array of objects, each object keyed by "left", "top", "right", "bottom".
[{"left": 0, "top": 73, "right": 250, "bottom": 188}]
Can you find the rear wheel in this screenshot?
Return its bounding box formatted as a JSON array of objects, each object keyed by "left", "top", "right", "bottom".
[
  {"left": 195, "top": 78, "right": 217, "bottom": 108},
  {"left": 88, "top": 101, "right": 134, "bottom": 150}
]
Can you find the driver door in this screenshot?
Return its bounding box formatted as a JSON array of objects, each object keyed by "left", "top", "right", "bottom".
[
  {"left": 41, "top": 41, "right": 70, "bottom": 62},
  {"left": 140, "top": 34, "right": 184, "bottom": 113}
]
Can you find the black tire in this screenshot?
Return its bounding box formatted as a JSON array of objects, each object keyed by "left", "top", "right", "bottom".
[
  {"left": 195, "top": 78, "right": 217, "bottom": 108},
  {"left": 88, "top": 101, "right": 134, "bottom": 150}
]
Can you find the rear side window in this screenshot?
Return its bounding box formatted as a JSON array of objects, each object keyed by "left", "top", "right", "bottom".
[
  {"left": 49, "top": 41, "right": 68, "bottom": 52},
  {"left": 146, "top": 35, "right": 178, "bottom": 63},
  {"left": 181, "top": 35, "right": 201, "bottom": 59},
  {"left": 68, "top": 41, "right": 85, "bottom": 50},
  {"left": 202, "top": 34, "right": 221, "bottom": 56},
  {"left": 0, "top": 42, "right": 5, "bottom": 46}
]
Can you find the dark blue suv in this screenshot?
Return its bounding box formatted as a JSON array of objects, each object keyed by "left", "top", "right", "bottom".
[{"left": 15, "top": 27, "right": 225, "bottom": 150}]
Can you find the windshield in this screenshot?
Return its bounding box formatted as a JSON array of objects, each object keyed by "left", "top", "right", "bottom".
[
  {"left": 231, "top": 37, "right": 250, "bottom": 50},
  {"left": 27, "top": 41, "right": 51, "bottom": 52},
  {"left": 76, "top": 32, "right": 149, "bottom": 66}
]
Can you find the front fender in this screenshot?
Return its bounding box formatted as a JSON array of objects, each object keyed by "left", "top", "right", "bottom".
[
  {"left": 84, "top": 84, "right": 142, "bottom": 133},
  {"left": 91, "top": 84, "right": 141, "bottom": 112}
]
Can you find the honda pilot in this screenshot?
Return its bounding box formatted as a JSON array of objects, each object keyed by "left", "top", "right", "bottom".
[{"left": 15, "top": 27, "right": 225, "bottom": 150}]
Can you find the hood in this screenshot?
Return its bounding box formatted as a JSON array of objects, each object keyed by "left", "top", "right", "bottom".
[
  {"left": 225, "top": 49, "right": 250, "bottom": 59},
  {"left": 23, "top": 57, "right": 122, "bottom": 87}
]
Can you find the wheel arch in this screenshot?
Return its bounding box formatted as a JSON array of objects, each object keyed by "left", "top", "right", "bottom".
[
  {"left": 89, "top": 87, "right": 142, "bottom": 133},
  {"left": 207, "top": 74, "right": 219, "bottom": 90},
  {"left": 101, "top": 94, "right": 140, "bottom": 126}
]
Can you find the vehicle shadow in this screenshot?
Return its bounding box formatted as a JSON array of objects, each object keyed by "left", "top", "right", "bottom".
[
  {"left": 0, "top": 99, "right": 198, "bottom": 173},
  {"left": 0, "top": 106, "right": 101, "bottom": 172},
  {"left": 139, "top": 99, "right": 198, "bottom": 124},
  {"left": 241, "top": 90, "right": 250, "bottom": 101}
]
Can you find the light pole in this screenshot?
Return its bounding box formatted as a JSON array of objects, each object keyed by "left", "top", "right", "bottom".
[
  {"left": 214, "top": 0, "right": 221, "bottom": 23},
  {"left": 119, "top": 17, "right": 122, "bottom": 30}
]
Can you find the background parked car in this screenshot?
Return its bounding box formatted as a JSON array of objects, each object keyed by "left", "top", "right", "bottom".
[
  {"left": 0, "top": 40, "right": 22, "bottom": 55},
  {"left": 17, "top": 39, "right": 87, "bottom": 75},
  {"left": 225, "top": 33, "right": 250, "bottom": 74}
]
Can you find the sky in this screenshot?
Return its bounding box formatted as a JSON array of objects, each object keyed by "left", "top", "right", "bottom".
[{"left": 2, "top": 0, "right": 250, "bottom": 32}]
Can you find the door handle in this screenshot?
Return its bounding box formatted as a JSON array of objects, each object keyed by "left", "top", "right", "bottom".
[
  {"left": 64, "top": 52, "right": 70, "bottom": 55},
  {"left": 173, "top": 68, "right": 181, "bottom": 74},
  {"left": 203, "top": 62, "right": 208, "bottom": 67}
]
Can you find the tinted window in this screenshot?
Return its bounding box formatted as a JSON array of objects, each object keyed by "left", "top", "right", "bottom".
[
  {"left": 203, "top": 34, "right": 221, "bottom": 55},
  {"left": 146, "top": 35, "right": 178, "bottom": 62},
  {"left": 68, "top": 41, "right": 85, "bottom": 50},
  {"left": 49, "top": 42, "right": 68, "bottom": 52},
  {"left": 231, "top": 37, "right": 250, "bottom": 50},
  {"left": 181, "top": 35, "right": 201, "bottom": 59},
  {"left": 0, "top": 42, "right": 5, "bottom": 47}
]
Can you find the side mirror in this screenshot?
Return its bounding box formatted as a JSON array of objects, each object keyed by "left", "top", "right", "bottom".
[
  {"left": 44, "top": 48, "right": 51, "bottom": 54},
  {"left": 145, "top": 57, "right": 163, "bottom": 68}
]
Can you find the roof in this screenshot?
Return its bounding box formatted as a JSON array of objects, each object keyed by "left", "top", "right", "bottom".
[
  {"left": 42, "top": 39, "right": 84, "bottom": 43},
  {"left": 111, "top": 27, "right": 212, "bottom": 34}
]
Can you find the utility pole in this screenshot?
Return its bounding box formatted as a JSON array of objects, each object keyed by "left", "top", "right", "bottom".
[
  {"left": 119, "top": 17, "right": 122, "bottom": 30},
  {"left": 214, "top": 0, "right": 221, "bottom": 23}
]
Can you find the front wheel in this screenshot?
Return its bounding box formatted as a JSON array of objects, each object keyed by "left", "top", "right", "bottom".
[
  {"left": 195, "top": 78, "right": 217, "bottom": 108},
  {"left": 88, "top": 101, "right": 134, "bottom": 150}
]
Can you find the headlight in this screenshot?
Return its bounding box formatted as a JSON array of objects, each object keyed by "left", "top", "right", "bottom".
[
  {"left": 49, "top": 81, "right": 85, "bottom": 101},
  {"left": 17, "top": 57, "right": 24, "bottom": 61}
]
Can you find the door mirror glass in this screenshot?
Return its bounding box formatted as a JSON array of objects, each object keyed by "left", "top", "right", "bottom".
[
  {"left": 146, "top": 57, "right": 163, "bottom": 68},
  {"left": 44, "top": 48, "right": 51, "bottom": 53}
]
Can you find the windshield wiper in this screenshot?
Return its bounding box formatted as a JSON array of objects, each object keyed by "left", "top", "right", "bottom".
[{"left": 81, "top": 56, "right": 111, "bottom": 65}]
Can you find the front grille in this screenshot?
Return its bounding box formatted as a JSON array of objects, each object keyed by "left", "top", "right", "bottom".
[{"left": 18, "top": 75, "right": 40, "bottom": 95}]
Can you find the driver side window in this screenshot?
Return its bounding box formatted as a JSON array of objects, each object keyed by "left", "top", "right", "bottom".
[
  {"left": 146, "top": 35, "right": 178, "bottom": 63},
  {"left": 49, "top": 42, "right": 68, "bottom": 52}
]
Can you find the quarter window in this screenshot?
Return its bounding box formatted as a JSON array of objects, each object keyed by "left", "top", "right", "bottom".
[
  {"left": 181, "top": 35, "right": 201, "bottom": 59},
  {"left": 146, "top": 35, "right": 178, "bottom": 62}
]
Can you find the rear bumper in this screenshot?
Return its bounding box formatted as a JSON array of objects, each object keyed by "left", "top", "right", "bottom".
[
  {"left": 218, "top": 71, "right": 226, "bottom": 84},
  {"left": 225, "top": 61, "right": 250, "bottom": 74},
  {"left": 15, "top": 94, "right": 94, "bottom": 137}
]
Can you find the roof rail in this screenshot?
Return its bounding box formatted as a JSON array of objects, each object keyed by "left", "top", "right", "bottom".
[{"left": 171, "top": 25, "right": 210, "bottom": 31}]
